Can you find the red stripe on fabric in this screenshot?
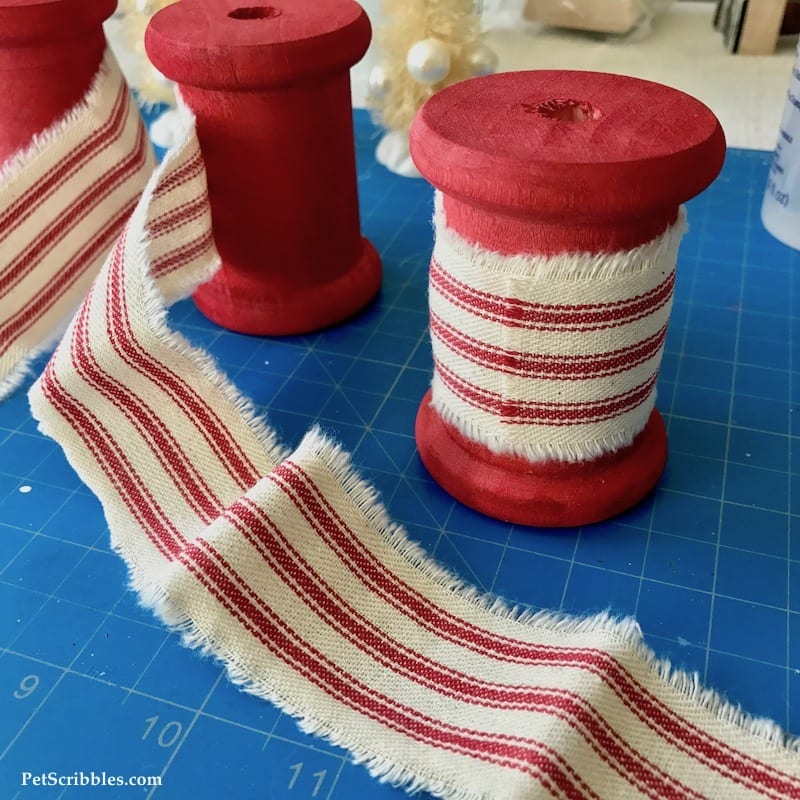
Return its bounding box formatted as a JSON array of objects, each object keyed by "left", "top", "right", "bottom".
[
  {"left": 263, "top": 473, "right": 694, "bottom": 800},
  {"left": 102, "top": 216, "right": 260, "bottom": 489},
  {"left": 0, "top": 112, "right": 150, "bottom": 300},
  {"left": 152, "top": 148, "right": 204, "bottom": 199},
  {"left": 431, "top": 312, "right": 668, "bottom": 381},
  {"left": 0, "top": 75, "right": 130, "bottom": 245},
  {"left": 276, "top": 462, "right": 800, "bottom": 799},
  {"left": 430, "top": 259, "right": 676, "bottom": 332},
  {"left": 435, "top": 359, "right": 658, "bottom": 425},
  {"left": 65, "top": 249, "right": 222, "bottom": 524},
  {"left": 0, "top": 198, "right": 137, "bottom": 354},
  {"left": 180, "top": 538, "right": 586, "bottom": 800},
  {"left": 151, "top": 228, "right": 216, "bottom": 279},
  {"left": 229, "top": 494, "right": 695, "bottom": 800},
  {"left": 147, "top": 192, "right": 209, "bottom": 238},
  {"left": 432, "top": 255, "right": 675, "bottom": 320},
  {"left": 227, "top": 498, "right": 597, "bottom": 796},
  {"left": 106, "top": 243, "right": 227, "bottom": 518},
  {"left": 38, "top": 362, "right": 183, "bottom": 561}
]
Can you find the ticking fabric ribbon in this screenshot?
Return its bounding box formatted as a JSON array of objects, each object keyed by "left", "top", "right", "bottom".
[
  {"left": 0, "top": 50, "right": 154, "bottom": 401},
  {"left": 26, "top": 111, "right": 800, "bottom": 798},
  {"left": 429, "top": 197, "right": 685, "bottom": 463}
]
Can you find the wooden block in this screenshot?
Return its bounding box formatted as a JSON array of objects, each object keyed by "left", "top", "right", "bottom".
[
  {"left": 738, "top": 0, "right": 788, "bottom": 54},
  {"left": 523, "top": 0, "right": 643, "bottom": 35}
]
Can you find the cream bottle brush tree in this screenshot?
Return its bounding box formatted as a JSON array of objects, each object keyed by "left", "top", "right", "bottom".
[
  {"left": 105, "top": 0, "right": 182, "bottom": 148},
  {"left": 367, "top": 0, "right": 498, "bottom": 177}
]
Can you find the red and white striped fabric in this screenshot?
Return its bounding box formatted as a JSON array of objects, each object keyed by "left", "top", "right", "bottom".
[
  {"left": 429, "top": 196, "right": 684, "bottom": 463},
  {"left": 0, "top": 50, "right": 154, "bottom": 400},
  {"left": 27, "top": 119, "right": 800, "bottom": 798}
]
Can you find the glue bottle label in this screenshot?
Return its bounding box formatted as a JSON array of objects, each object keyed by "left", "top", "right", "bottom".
[{"left": 761, "top": 37, "right": 800, "bottom": 251}]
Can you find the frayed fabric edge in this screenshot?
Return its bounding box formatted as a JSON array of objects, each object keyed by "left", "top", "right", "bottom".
[
  {"left": 0, "top": 315, "right": 78, "bottom": 403},
  {"left": 430, "top": 391, "right": 652, "bottom": 464},
  {"left": 432, "top": 190, "right": 688, "bottom": 284}
]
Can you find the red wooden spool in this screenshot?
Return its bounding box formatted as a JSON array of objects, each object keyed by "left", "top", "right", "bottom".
[
  {"left": 145, "top": 0, "right": 382, "bottom": 336},
  {"left": 410, "top": 71, "right": 725, "bottom": 527},
  {"left": 0, "top": 0, "right": 115, "bottom": 166}
]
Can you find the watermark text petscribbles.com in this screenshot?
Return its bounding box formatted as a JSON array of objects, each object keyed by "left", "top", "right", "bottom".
[{"left": 21, "top": 771, "right": 162, "bottom": 789}]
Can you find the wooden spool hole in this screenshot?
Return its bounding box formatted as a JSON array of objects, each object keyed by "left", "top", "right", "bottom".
[
  {"left": 227, "top": 6, "right": 282, "bottom": 20},
  {"left": 528, "top": 98, "right": 601, "bottom": 123}
]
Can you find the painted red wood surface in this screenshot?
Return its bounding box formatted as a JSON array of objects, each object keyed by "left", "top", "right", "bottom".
[
  {"left": 0, "top": 0, "right": 114, "bottom": 166},
  {"left": 146, "top": 0, "right": 382, "bottom": 335},
  {"left": 410, "top": 71, "right": 725, "bottom": 527}
]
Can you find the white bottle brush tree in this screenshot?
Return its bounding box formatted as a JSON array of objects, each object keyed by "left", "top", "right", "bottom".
[{"left": 367, "top": 0, "right": 498, "bottom": 177}]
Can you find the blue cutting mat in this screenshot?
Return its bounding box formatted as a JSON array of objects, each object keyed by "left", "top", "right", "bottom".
[{"left": 1, "top": 109, "right": 798, "bottom": 799}]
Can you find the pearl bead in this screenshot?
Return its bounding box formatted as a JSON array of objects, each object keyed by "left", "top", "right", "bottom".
[
  {"left": 466, "top": 43, "right": 498, "bottom": 77},
  {"left": 406, "top": 38, "right": 451, "bottom": 85},
  {"left": 367, "top": 64, "right": 392, "bottom": 100}
]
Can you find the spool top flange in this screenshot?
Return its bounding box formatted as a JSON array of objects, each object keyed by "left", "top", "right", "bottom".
[
  {"left": 0, "top": 0, "right": 114, "bottom": 44},
  {"left": 410, "top": 70, "right": 726, "bottom": 224},
  {"left": 146, "top": 0, "right": 371, "bottom": 91}
]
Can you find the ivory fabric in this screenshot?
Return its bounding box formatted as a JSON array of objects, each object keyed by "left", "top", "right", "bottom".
[
  {"left": 0, "top": 49, "right": 154, "bottom": 401},
  {"left": 429, "top": 197, "right": 685, "bottom": 464},
  {"left": 26, "top": 111, "right": 800, "bottom": 798}
]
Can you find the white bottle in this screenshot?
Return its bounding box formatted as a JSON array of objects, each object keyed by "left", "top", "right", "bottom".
[{"left": 762, "top": 37, "right": 800, "bottom": 251}]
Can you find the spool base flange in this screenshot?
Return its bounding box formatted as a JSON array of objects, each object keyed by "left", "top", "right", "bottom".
[
  {"left": 193, "top": 238, "right": 382, "bottom": 336},
  {"left": 415, "top": 390, "right": 667, "bottom": 528}
]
